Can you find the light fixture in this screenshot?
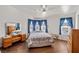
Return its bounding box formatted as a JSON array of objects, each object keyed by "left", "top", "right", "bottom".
[
  {"left": 41, "top": 5, "right": 47, "bottom": 17},
  {"left": 41, "top": 5, "right": 47, "bottom": 10},
  {"left": 36, "top": 5, "right": 47, "bottom": 18},
  {"left": 61, "top": 5, "right": 70, "bottom": 13},
  {"left": 42, "top": 11, "right": 46, "bottom": 17}
]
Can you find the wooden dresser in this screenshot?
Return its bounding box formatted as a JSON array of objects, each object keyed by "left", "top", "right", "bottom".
[
  {"left": 2, "top": 33, "right": 26, "bottom": 48},
  {"left": 67, "top": 29, "right": 79, "bottom": 53},
  {"left": 72, "top": 29, "right": 79, "bottom": 53},
  {"left": 60, "top": 29, "right": 79, "bottom": 53},
  {"left": 2, "top": 36, "right": 12, "bottom": 48}
]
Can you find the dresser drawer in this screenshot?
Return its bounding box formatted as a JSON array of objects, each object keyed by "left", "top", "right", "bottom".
[{"left": 3, "top": 38, "right": 12, "bottom": 48}]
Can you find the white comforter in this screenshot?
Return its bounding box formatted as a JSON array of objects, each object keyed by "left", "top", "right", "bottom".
[
  {"left": 27, "top": 32, "right": 53, "bottom": 48},
  {"left": 29, "top": 32, "right": 52, "bottom": 39}
]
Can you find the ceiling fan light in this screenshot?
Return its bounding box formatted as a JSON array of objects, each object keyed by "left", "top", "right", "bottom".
[
  {"left": 42, "top": 11, "right": 46, "bottom": 17},
  {"left": 43, "top": 8, "right": 46, "bottom": 12},
  {"left": 61, "top": 5, "right": 70, "bottom": 13},
  {"left": 42, "top": 5, "right": 47, "bottom": 9}
]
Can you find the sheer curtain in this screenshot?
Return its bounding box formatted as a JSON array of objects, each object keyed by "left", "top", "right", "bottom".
[{"left": 28, "top": 19, "right": 48, "bottom": 33}]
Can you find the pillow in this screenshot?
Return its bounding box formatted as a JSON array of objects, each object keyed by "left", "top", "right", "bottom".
[{"left": 30, "top": 31, "right": 44, "bottom": 33}]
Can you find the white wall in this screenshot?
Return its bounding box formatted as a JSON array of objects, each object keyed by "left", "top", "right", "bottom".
[
  {"left": 47, "top": 13, "right": 75, "bottom": 35},
  {"left": 0, "top": 6, "right": 28, "bottom": 36},
  {"left": 0, "top": 6, "right": 76, "bottom": 36}
]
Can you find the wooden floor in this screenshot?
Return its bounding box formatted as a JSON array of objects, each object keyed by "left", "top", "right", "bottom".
[{"left": 0, "top": 40, "right": 68, "bottom": 53}]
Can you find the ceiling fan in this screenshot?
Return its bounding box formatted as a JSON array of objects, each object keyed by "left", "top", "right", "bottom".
[
  {"left": 40, "top": 5, "right": 47, "bottom": 17},
  {"left": 41, "top": 5, "right": 47, "bottom": 12},
  {"left": 35, "top": 5, "right": 47, "bottom": 18}
]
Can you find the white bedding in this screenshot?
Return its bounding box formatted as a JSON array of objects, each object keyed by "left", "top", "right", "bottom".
[
  {"left": 27, "top": 32, "right": 53, "bottom": 48},
  {"left": 29, "top": 32, "right": 52, "bottom": 39}
]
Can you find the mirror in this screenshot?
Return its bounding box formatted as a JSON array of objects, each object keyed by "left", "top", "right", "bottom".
[{"left": 5, "top": 22, "right": 21, "bottom": 35}]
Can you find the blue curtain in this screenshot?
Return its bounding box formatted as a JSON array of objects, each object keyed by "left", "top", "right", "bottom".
[
  {"left": 66, "top": 17, "right": 73, "bottom": 28},
  {"left": 59, "top": 18, "right": 65, "bottom": 34},
  {"left": 28, "top": 19, "right": 48, "bottom": 33},
  {"left": 59, "top": 17, "right": 73, "bottom": 34}
]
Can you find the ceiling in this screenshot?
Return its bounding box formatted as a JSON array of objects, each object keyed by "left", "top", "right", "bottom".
[
  {"left": 11, "top": 5, "right": 79, "bottom": 16},
  {"left": 0, "top": 5, "right": 79, "bottom": 17}
]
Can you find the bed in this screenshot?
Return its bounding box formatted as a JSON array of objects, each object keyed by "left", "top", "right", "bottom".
[
  {"left": 27, "top": 32, "right": 53, "bottom": 48},
  {"left": 27, "top": 19, "right": 54, "bottom": 48}
]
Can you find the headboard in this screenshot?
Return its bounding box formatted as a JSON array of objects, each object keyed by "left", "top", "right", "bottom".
[{"left": 28, "top": 19, "right": 48, "bottom": 33}]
